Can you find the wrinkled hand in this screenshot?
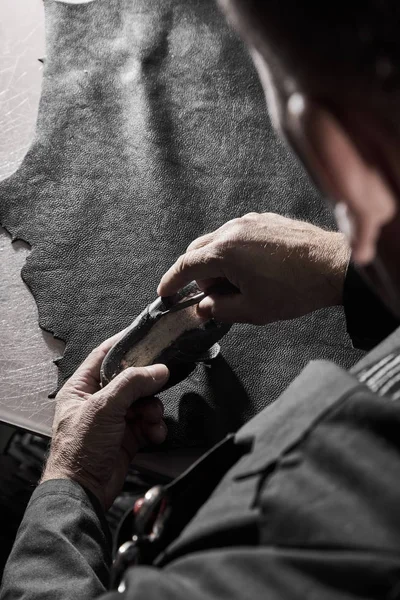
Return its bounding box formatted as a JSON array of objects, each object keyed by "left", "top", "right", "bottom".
[
  {"left": 158, "top": 212, "right": 350, "bottom": 325},
  {"left": 41, "top": 333, "right": 169, "bottom": 510}
]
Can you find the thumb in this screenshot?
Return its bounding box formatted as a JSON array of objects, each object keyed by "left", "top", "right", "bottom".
[
  {"left": 95, "top": 364, "right": 170, "bottom": 414},
  {"left": 197, "top": 293, "right": 250, "bottom": 323}
]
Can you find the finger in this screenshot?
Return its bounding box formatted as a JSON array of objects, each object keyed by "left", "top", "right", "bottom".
[
  {"left": 350, "top": 204, "right": 382, "bottom": 265},
  {"left": 196, "top": 277, "right": 224, "bottom": 292},
  {"left": 142, "top": 420, "right": 168, "bottom": 445},
  {"left": 186, "top": 232, "right": 214, "bottom": 252},
  {"left": 97, "top": 326, "right": 131, "bottom": 355},
  {"left": 66, "top": 346, "right": 109, "bottom": 394},
  {"left": 94, "top": 364, "right": 170, "bottom": 414},
  {"left": 127, "top": 396, "right": 164, "bottom": 423},
  {"left": 124, "top": 419, "right": 168, "bottom": 458},
  {"left": 67, "top": 326, "right": 130, "bottom": 394},
  {"left": 197, "top": 293, "right": 251, "bottom": 324},
  {"left": 157, "top": 248, "right": 224, "bottom": 297},
  {"left": 122, "top": 424, "right": 142, "bottom": 461}
]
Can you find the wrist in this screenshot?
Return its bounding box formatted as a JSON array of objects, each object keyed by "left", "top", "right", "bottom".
[
  {"left": 41, "top": 459, "right": 107, "bottom": 508},
  {"left": 325, "top": 232, "right": 351, "bottom": 306},
  {"left": 40, "top": 460, "right": 76, "bottom": 487},
  {"left": 41, "top": 469, "right": 106, "bottom": 509},
  {"left": 308, "top": 230, "right": 350, "bottom": 308}
]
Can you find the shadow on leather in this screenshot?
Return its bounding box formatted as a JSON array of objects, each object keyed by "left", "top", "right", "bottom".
[{"left": 162, "top": 355, "right": 250, "bottom": 448}]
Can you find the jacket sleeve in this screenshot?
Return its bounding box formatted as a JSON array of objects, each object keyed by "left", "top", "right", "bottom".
[
  {"left": 0, "top": 480, "right": 290, "bottom": 600},
  {"left": 343, "top": 263, "right": 400, "bottom": 351},
  {"left": 0, "top": 479, "right": 112, "bottom": 600}
]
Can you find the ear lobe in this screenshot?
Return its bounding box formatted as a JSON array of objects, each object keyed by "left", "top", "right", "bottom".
[{"left": 285, "top": 98, "right": 396, "bottom": 264}]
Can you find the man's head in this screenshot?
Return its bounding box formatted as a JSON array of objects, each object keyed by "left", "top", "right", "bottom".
[{"left": 219, "top": 0, "right": 400, "bottom": 316}]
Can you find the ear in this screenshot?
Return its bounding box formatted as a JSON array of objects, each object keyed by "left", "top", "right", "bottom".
[{"left": 285, "top": 98, "right": 396, "bottom": 264}]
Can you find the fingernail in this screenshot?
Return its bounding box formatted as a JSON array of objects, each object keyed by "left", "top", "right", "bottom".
[
  {"left": 149, "top": 422, "right": 167, "bottom": 444},
  {"left": 146, "top": 364, "right": 169, "bottom": 382}
]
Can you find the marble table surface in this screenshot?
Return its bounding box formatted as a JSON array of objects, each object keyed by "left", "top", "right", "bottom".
[{"left": 0, "top": 0, "right": 64, "bottom": 437}]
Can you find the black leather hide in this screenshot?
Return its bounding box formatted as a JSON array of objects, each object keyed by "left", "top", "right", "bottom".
[{"left": 0, "top": 0, "right": 363, "bottom": 447}]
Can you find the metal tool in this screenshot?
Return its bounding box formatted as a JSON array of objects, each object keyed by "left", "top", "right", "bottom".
[
  {"left": 160, "top": 281, "right": 239, "bottom": 317},
  {"left": 160, "top": 291, "right": 207, "bottom": 316}
]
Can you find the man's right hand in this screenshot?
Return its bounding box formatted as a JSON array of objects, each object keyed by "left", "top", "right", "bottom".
[{"left": 158, "top": 212, "right": 350, "bottom": 325}]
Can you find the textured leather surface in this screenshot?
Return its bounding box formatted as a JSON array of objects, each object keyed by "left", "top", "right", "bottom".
[{"left": 0, "top": 0, "right": 363, "bottom": 448}]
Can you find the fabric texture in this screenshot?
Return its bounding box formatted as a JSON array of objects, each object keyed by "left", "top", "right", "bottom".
[
  {"left": 0, "top": 0, "right": 363, "bottom": 447},
  {"left": 0, "top": 479, "right": 111, "bottom": 598},
  {"left": 3, "top": 330, "right": 400, "bottom": 599}
]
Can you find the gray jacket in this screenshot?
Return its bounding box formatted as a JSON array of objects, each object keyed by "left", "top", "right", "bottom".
[{"left": 2, "top": 326, "right": 400, "bottom": 599}]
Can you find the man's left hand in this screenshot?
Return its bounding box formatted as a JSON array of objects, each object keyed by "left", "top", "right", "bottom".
[{"left": 41, "top": 334, "right": 170, "bottom": 510}]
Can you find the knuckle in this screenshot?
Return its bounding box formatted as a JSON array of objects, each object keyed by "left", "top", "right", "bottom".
[
  {"left": 176, "top": 252, "right": 191, "bottom": 274},
  {"left": 124, "top": 368, "right": 145, "bottom": 389},
  {"left": 55, "top": 387, "right": 68, "bottom": 403},
  {"left": 204, "top": 242, "right": 220, "bottom": 259},
  {"left": 203, "top": 243, "right": 225, "bottom": 263},
  {"left": 86, "top": 346, "right": 103, "bottom": 361},
  {"left": 224, "top": 219, "right": 246, "bottom": 237},
  {"left": 89, "top": 345, "right": 102, "bottom": 356},
  {"left": 108, "top": 370, "right": 134, "bottom": 396},
  {"left": 105, "top": 368, "right": 149, "bottom": 403},
  {"left": 214, "top": 229, "right": 239, "bottom": 252},
  {"left": 179, "top": 248, "right": 214, "bottom": 272},
  {"left": 186, "top": 241, "right": 198, "bottom": 252},
  {"left": 186, "top": 233, "right": 210, "bottom": 252},
  {"left": 119, "top": 368, "right": 136, "bottom": 386},
  {"left": 222, "top": 217, "right": 241, "bottom": 229}
]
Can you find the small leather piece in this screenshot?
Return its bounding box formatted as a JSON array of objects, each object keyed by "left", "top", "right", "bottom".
[{"left": 100, "top": 282, "right": 230, "bottom": 389}]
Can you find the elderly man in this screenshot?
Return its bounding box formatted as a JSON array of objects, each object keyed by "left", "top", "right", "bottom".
[{"left": 2, "top": 0, "right": 400, "bottom": 598}]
